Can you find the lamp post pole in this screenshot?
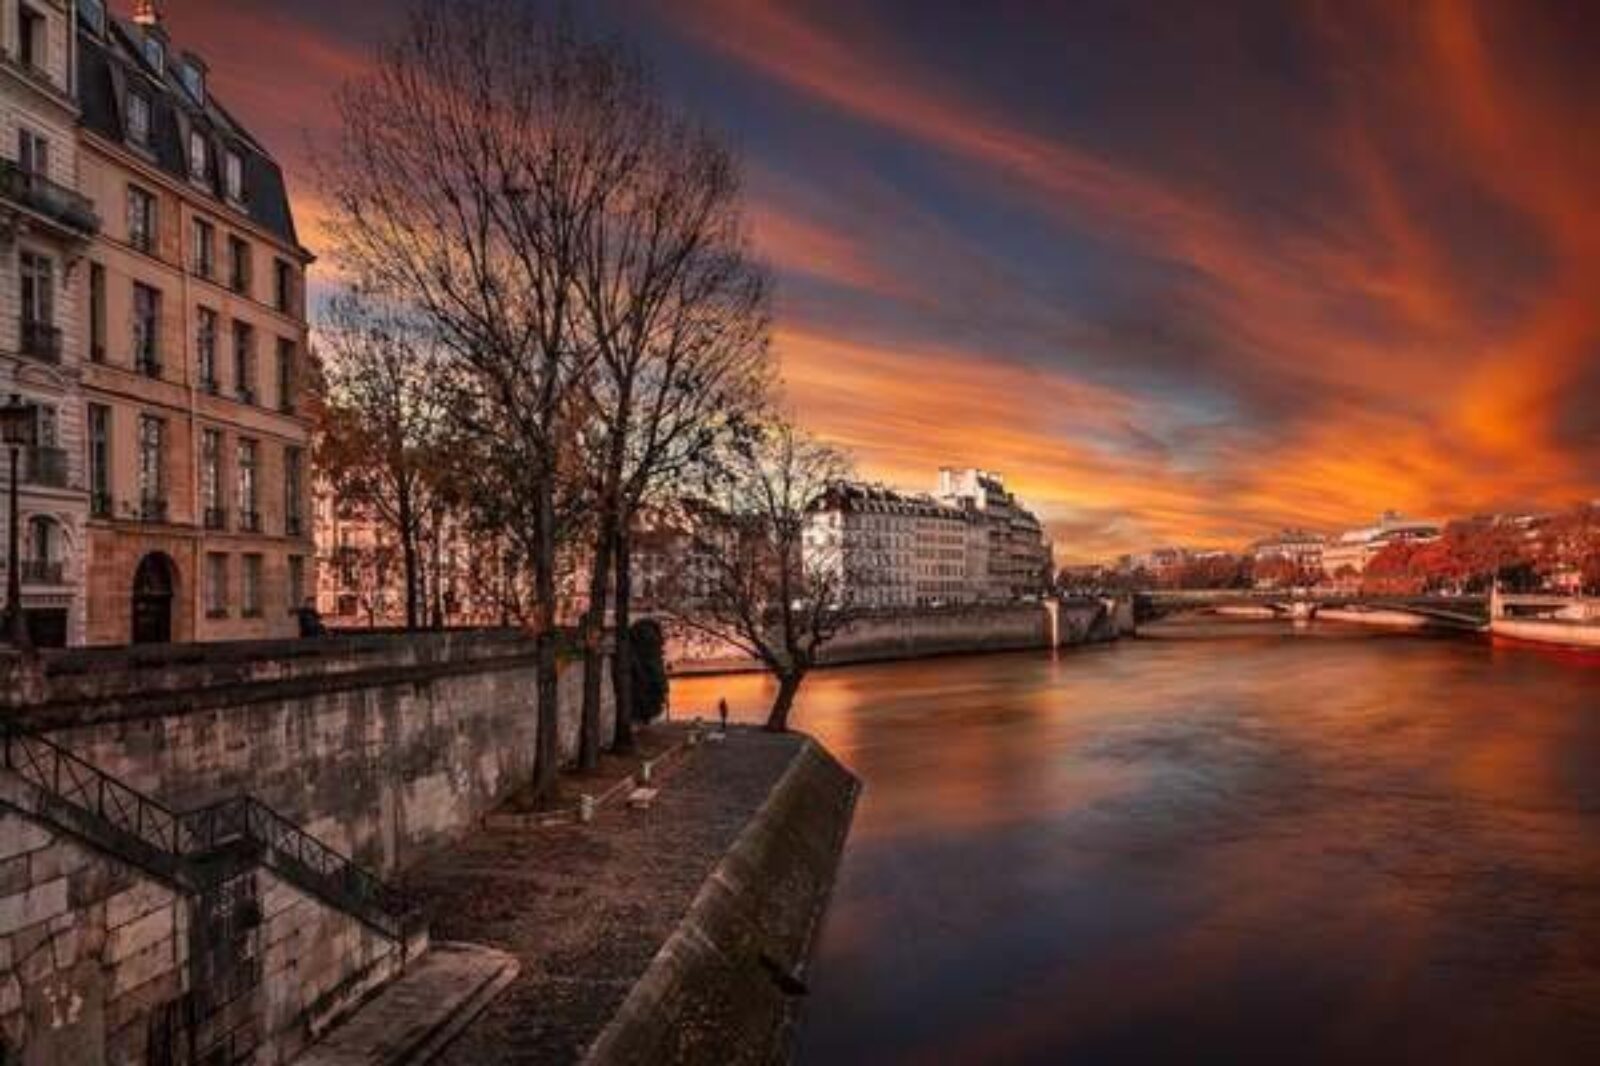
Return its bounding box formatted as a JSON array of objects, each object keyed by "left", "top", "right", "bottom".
[
  {"left": 1, "top": 395, "right": 37, "bottom": 651},
  {"left": 5, "top": 439, "right": 26, "bottom": 649}
]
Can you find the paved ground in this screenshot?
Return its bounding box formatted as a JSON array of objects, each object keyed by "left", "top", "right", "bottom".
[
  {"left": 401, "top": 726, "right": 805, "bottom": 1065},
  {"left": 299, "top": 942, "right": 519, "bottom": 1065}
]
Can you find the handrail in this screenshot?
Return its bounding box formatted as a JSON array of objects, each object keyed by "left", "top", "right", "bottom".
[{"left": 1, "top": 724, "right": 412, "bottom": 939}]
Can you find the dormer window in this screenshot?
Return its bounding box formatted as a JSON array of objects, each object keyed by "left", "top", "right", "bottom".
[
  {"left": 188, "top": 129, "right": 208, "bottom": 180},
  {"left": 224, "top": 150, "right": 244, "bottom": 203},
  {"left": 142, "top": 35, "right": 165, "bottom": 76},
  {"left": 78, "top": 0, "right": 106, "bottom": 36},
  {"left": 127, "top": 92, "right": 152, "bottom": 147},
  {"left": 181, "top": 59, "right": 206, "bottom": 105}
]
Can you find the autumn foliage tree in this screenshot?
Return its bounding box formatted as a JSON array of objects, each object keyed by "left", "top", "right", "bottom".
[{"left": 315, "top": 288, "right": 456, "bottom": 629}]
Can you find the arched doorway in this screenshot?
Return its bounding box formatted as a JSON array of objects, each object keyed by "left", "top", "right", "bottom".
[{"left": 131, "top": 553, "right": 177, "bottom": 644}]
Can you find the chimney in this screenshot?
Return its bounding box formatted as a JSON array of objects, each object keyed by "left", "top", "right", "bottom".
[{"left": 133, "top": 0, "right": 162, "bottom": 27}]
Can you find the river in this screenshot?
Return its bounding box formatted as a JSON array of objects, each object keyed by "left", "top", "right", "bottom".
[{"left": 673, "top": 620, "right": 1600, "bottom": 1065}]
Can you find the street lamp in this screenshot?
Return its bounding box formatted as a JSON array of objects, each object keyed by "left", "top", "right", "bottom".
[{"left": 1, "top": 394, "right": 38, "bottom": 650}]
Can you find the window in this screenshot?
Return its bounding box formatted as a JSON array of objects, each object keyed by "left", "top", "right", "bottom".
[
  {"left": 18, "top": 4, "right": 44, "bottom": 70},
  {"left": 273, "top": 259, "right": 293, "bottom": 314},
  {"left": 127, "top": 185, "right": 156, "bottom": 253},
  {"left": 227, "top": 235, "right": 250, "bottom": 294},
  {"left": 284, "top": 446, "right": 303, "bottom": 536},
  {"left": 236, "top": 439, "right": 258, "bottom": 531},
  {"left": 201, "top": 428, "right": 224, "bottom": 528},
  {"left": 79, "top": 0, "right": 106, "bottom": 36},
  {"left": 18, "top": 128, "right": 49, "bottom": 177},
  {"left": 242, "top": 554, "right": 263, "bottom": 617},
  {"left": 276, "top": 339, "right": 296, "bottom": 412},
  {"left": 27, "top": 516, "right": 55, "bottom": 566},
  {"left": 191, "top": 218, "right": 214, "bottom": 278},
  {"left": 19, "top": 252, "right": 55, "bottom": 360},
  {"left": 206, "top": 553, "right": 228, "bottom": 617},
  {"left": 232, "top": 321, "right": 255, "bottom": 403},
  {"left": 196, "top": 307, "right": 218, "bottom": 391},
  {"left": 181, "top": 60, "right": 205, "bottom": 105},
  {"left": 127, "top": 92, "right": 151, "bottom": 147},
  {"left": 89, "top": 263, "right": 106, "bottom": 362},
  {"left": 137, "top": 414, "right": 166, "bottom": 519},
  {"left": 288, "top": 556, "right": 305, "bottom": 613},
  {"left": 141, "top": 35, "right": 164, "bottom": 76},
  {"left": 133, "top": 282, "right": 161, "bottom": 375},
  {"left": 224, "top": 151, "right": 244, "bottom": 202},
  {"left": 88, "top": 404, "right": 111, "bottom": 516},
  {"left": 188, "top": 129, "right": 208, "bottom": 181}
]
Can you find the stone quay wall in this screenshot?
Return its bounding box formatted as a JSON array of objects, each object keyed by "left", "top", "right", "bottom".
[
  {"left": 583, "top": 738, "right": 860, "bottom": 1066},
  {"left": 0, "top": 630, "right": 611, "bottom": 1065},
  {"left": 669, "top": 599, "right": 1133, "bottom": 673}
]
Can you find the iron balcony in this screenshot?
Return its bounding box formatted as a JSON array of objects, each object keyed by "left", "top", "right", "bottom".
[{"left": 0, "top": 158, "right": 101, "bottom": 238}]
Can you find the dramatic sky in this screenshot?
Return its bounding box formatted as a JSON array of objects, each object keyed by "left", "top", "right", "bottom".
[{"left": 151, "top": 0, "right": 1600, "bottom": 561}]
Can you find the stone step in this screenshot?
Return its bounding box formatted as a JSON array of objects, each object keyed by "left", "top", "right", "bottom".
[{"left": 295, "top": 941, "right": 519, "bottom": 1065}]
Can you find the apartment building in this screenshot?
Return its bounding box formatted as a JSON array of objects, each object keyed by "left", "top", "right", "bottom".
[
  {"left": 73, "top": 1, "right": 312, "bottom": 643},
  {"left": 805, "top": 473, "right": 1052, "bottom": 609},
  {"left": 936, "top": 467, "right": 1053, "bottom": 600},
  {"left": 1321, "top": 511, "right": 1439, "bottom": 580},
  {"left": 1, "top": 0, "right": 99, "bottom": 645}
]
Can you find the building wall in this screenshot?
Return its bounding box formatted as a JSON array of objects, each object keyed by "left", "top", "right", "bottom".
[
  {"left": 0, "top": 630, "right": 614, "bottom": 1063},
  {"left": 2, "top": 0, "right": 94, "bottom": 646},
  {"left": 76, "top": 132, "right": 312, "bottom": 645}
]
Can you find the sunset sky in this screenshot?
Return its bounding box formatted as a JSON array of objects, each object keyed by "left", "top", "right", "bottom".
[{"left": 150, "top": 0, "right": 1600, "bottom": 562}]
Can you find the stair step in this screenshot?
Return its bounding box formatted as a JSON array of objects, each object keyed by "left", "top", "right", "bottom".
[{"left": 295, "top": 941, "right": 519, "bottom": 1065}]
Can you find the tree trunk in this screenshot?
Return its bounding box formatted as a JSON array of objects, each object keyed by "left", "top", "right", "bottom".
[
  {"left": 531, "top": 475, "right": 561, "bottom": 801},
  {"left": 398, "top": 488, "right": 420, "bottom": 630},
  {"left": 578, "top": 507, "right": 616, "bottom": 771},
  {"left": 430, "top": 515, "right": 445, "bottom": 628},
  {"left": 766, "top": 670, "right": 804, "bottom": 732},
  {"left": 610, "top": 521, "right": 635, "bottom": 754}
]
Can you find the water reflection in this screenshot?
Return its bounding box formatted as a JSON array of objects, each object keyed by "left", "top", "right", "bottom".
[{"left": 674, "top": 621, "right": 1600, "bottom": 1065}]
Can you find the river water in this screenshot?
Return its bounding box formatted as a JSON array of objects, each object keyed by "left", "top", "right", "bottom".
[{"left": 673, "top": 621, "right": 1600, "bottom": 1065}]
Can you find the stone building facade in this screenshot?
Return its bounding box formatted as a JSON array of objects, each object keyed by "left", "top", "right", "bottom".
[
  {"left": 72, "top": 2, "right": 312, "bottom": 644},
  {"left": 805, "top": 471, "right": 1052, "bottom": 609},
  {"left": 1, "top": 0, "right": 99, "bottom": 646},
  {"left": 936, "top": 467, "right": 1053, "bottom": 600}
]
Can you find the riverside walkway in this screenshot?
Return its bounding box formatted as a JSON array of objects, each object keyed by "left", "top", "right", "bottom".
[{"left": 399, "top": 727, "right": 823, "bottom": 1065}]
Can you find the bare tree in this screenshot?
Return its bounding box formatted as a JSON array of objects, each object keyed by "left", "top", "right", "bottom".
[
  {"left": 572, "top": 96, "right": 772, "bottom": 761},
  {"left": 315, "top": 287, "right": 455, "bottom": 630},
  {"left": 673, "top": 418, "right": 860, "bottom": 731},
  {"left": 322, "top": 0, "right": 645, "bottom": 797}
]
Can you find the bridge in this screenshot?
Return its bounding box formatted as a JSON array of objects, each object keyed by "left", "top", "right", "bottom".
[{"left": 1133, "top": 589, "right": 1490, "bottom": 630}]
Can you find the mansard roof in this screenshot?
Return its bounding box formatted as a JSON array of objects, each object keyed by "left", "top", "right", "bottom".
[{"left": 76, "top": 14, "right": 302, "bottom": 251}]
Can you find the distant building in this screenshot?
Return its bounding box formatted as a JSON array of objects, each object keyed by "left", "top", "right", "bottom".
[
  {"left": 936, "top": 468, "right": 1052, "bottom": 600},
  {"left": 803, "top": 469, "right": 1051, "bottom": 608},
  {"left": 1252, "top": 528, "right": 1326, "bottom": 568},
  {"left": 1321, "top": 511, "right": 1439, "bottom": 578}
]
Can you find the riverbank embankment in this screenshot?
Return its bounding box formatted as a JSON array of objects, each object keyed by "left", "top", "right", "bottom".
[
  {"left": 403, "top": 728, "right": 859, "bottom": 1065},
  {"left": 670, "top": 599, "right": 1134, "bottom": 675}
]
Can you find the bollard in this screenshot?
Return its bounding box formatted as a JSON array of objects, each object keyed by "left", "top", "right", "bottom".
[
  {"left": 579, "top": 794, "right": 596, "bottom": 823},
  {"left": 639, "top": 759, "right": 654, "bottom": 784}
]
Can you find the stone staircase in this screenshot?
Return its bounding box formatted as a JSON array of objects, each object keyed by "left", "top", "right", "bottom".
[{"left": 1, "top": 721, "right": 422, "bottom": 946}]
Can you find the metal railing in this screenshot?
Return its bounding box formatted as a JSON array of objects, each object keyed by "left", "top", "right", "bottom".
[
  {"left": 1, "top": 723, "right": 412, "bottom": 939},
  {"left": 204, "top": 506, "right": 228, "bottom": 531},
  {"left": 18, "top": 559, "right": 65, "bottom": 585},
  {"left": 20, "top": 320, "right": 61, "bottom": 363},
  {"left": 0, "top": 157, "right": 100, "bottom": 236},
  {"left": 139, "top": 496, "right": 169, "bottom": 523},
  {"left": 136, "top": 353, "right": 163, "bottom": 379},
  {"left": 238, "top": 510, "right": 261, "bottom": 533}
]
